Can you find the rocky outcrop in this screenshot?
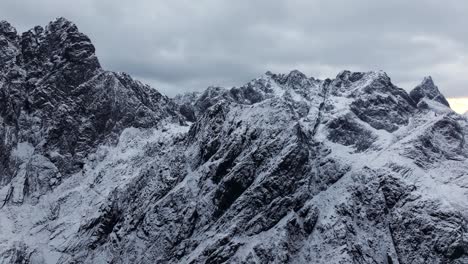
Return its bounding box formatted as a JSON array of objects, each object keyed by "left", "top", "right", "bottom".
[
  {"left": 0, "top": 18, "right": 182, "bottom": 204},
  {"left": 410, "top": 76, "right": 450, "bottom": 107},
  {"left": 1, "top": 19, "right": 467, "bottom": 264}
]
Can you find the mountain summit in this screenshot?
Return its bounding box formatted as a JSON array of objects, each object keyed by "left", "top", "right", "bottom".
[
  {"left": 410, "top": 76, "right": 451, "bottom": 107},
  {"left": 0, "top": 19, "right": 467, "bottom": 264}
]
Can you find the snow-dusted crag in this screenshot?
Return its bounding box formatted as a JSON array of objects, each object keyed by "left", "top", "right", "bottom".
[{"left": 1, "top": 19, "right": 467, "bottom": 264}]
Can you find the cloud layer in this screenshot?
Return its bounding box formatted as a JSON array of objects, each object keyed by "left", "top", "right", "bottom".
[{"left": 1, "top": 0, "right": 467, "bottom": 97}]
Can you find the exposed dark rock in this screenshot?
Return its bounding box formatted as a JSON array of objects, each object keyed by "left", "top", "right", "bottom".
[
  {"left": 0, "top": 18, "right": 182, "bottom": 203},
  {"left": 327, "top": 114, "right": 377, "bottom": 152},
  {"left": 410, "top": 76, "right": 450, "bottom": 107},
  {"left": 1, "top": 19, "right": 467, "bottom": 264}
]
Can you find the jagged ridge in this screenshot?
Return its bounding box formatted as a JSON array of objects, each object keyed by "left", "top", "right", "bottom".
[{"left": 0, "top": 18, "right": 467, "bottom": 264}]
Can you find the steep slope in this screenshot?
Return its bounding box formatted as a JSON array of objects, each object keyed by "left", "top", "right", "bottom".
[
  {"left": 1, "top": 19, "right": 467, "bottom": 264},
  {"left": 0, "top": 18, "right": 182, "bottom": 206}
]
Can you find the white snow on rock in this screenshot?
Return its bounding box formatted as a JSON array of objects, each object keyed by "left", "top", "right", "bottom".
[{"left": 1, "top": 18, "right": 467, "bottom": 264}]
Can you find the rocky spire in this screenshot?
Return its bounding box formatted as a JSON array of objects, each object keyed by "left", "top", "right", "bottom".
[
  {"left": 0, "top": 18, "right": 181, "bottom": 203},
  {"left": 0, "top": 20, "right": 20, "bottom": 66},
  {"left": 22, "top": 17, "right": 100, "bottom": 69},
  {"left": 0, "top": 20, "right": 18, "bottom": 41},
  {"left": 409, "top": 76, "right": 450, "bottom": 107}
]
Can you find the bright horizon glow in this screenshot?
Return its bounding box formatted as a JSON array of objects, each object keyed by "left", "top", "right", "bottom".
[{"left": 447, "top": 97, "right": 468, "bottom": 114}]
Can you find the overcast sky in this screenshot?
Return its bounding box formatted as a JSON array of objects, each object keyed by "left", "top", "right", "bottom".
[{"left": 1, "top": 0, "right": 467, "bottom": 98}]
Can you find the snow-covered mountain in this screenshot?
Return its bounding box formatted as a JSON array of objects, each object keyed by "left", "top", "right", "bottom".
[{"left": 1, "top": 18, "right": 467, "bottom": 264}]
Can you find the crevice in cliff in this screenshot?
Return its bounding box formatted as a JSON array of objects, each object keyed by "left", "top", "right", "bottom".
[
  {"left": 311, "top": 81, "right": 330, "bottom": 137},
  {"left": 308, "top": 81, "right": 331, "bottom": 192},
  {"left": 387, "top": 220, "right": 403, "bottom": 264}
]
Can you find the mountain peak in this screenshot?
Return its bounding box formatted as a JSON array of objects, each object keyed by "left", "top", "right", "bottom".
[
  {"left": 331, "top": 70, "right": 396, "bottom": 97},
  {"left": 17, "top": 17, "right": 101, "bottom": 78},
  {"left": 47, "top": 17, "right": 76, "bottom": 29},
  {"left": 267, "top": 69, "right": 316, "bottom": 92},
  {"left": 288, "top": 69, "right": 307, "bottom": 78},
  {"left": 334, "top": 70, "right": 390, "bottom": 84},
  {"left": 409, "top": 76, "right": 450, "bottom": 107},
  {"left": 0, "top": 20, "right": 18, "bottom": 41},
  {"left": 421, "top": 75, "right": 434, "bottom": 84},
  {"left": 265, "top": 69, "right": 308, "bottom": 80}
]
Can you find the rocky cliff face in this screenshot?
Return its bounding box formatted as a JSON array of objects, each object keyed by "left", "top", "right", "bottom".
[
  {"left": 1, "top": 19, "right": 467, "bottom": 264},
  {"left": 0, "top": 18, "right": 181, "bottom": 205}
]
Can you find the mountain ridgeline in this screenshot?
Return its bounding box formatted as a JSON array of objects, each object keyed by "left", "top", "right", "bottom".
[{"left": 0, "top": 18, "right": 467, "bottom": 264}]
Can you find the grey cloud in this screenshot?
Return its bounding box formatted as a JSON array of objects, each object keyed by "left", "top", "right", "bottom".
[{"left": 1, "top": 0, "right": 467, "bottom": 97}]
